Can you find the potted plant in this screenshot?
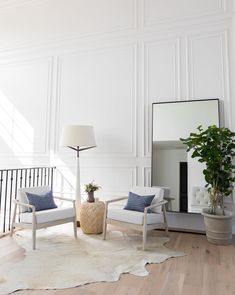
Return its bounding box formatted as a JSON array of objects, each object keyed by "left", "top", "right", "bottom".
[
  {"left": 181, "top": 125, "right": 235, "bottom": 245},
  {"left": 84, "top": 181, "right": 101, "bottom": 203}
]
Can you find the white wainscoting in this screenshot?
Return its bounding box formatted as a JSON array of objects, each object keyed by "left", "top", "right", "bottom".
[
  {"left": 0, "top": 0, "right": 234, "bottom": 232},
  {"left": 144, "top": 0, "right": 226, "bottom": 26}
]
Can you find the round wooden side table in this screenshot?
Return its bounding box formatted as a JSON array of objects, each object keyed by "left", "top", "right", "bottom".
[{"left": 80, "top": 201, "right": 105, "bottom": 234}]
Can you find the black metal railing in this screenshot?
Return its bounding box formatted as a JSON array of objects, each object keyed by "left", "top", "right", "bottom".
[{"left": 0, "top": 166, "right": 56, "bottom": 234}]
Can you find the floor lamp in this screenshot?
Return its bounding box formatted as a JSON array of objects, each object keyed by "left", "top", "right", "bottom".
[{"left": 60, "top": 125, "right": 96, "bottom": 226}]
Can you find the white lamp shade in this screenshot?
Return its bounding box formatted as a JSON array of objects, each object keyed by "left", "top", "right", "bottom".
[{"left": 60, "top": 125, "right": 96, "bottom": 148}]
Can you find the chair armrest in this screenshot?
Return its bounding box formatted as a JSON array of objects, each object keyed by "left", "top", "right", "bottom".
[
  {"left": 13, "top": 200, "right": 36, "bottom": 212},
  {"left": 54, "top": 196, "right": 76, "bottom": 203},
  {"left": 53, "top": 191, "right": 74, "bottom": 195},
  {"left": 164, "top": 196, "right": 175, "bottom": 201},
  {"left": 103, "top": 197, "right": 128, "bottom": 222},
  {"left": 144, "top": 200, "right": 168, "bottom": 213},
  {"left": 105, "top": 196, "right": 128, "bottom": 205}
]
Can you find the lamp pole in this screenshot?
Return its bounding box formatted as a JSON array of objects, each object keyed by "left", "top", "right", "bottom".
[
  {"left": 60, "top": 125, "right": 96, "bottom": 227},
  {"left": 76, "top": 148, "right": 81, "bottom": 226},
  {"left": 68, "top": 145, "right": 96, "bottom": 226}
]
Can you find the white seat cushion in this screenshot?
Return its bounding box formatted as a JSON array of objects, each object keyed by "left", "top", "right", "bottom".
[
  {"left": 20, "top": 207, "right": 75, "bottom": 224},
  {"left": 131, "top": 186, "right": 164, "bottom": 213},
  {"left": 107, "top": 208, "right": 163, "bottom": 225}
]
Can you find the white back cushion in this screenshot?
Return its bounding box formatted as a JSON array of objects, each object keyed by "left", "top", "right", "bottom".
[
  {"left": 157, "top": 186, "right": 170, "bottom": 198},
  {"left": 18, "top": 186, "right": 51, "bottom": 213},
  {"left": 192, "top": 186, "right": 210, "bottom": 205},
  {"left": 131, "top": 186, "right": 164, "bottom": 213}
]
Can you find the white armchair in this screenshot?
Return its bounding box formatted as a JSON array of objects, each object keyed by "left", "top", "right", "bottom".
[
  {"left": 103, "top": 186, "right": 168, "bottom": 250},
  {"left": 190, "top": 186, "right": 210, "bottom": 213},
  {"left": 10, "top": 186, "right": 77, "bottom": 250}
]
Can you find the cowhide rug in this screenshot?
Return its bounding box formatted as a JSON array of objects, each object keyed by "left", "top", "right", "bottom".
[{"left": 0, "top": 225, "right": 184, "bottom": 294}]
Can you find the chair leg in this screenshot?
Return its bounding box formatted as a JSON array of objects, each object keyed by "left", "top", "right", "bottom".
[
  {"left": 103, "top": 203, "right": 108, "bottom": 240},
  {"left": 143, "top": 228, "right": 147, "bottom": 251},
  {"left": 32, "top": 212, "right": 36, "bottom": 250},
  {"left": 103, "top": 220, "right": 107, "bottom": 240},
  {"left": 73, "top": 217, "right": 77, "bottom": 238},
  {"left": 10, "top": 203, "right": 17, "bottom": 237},
  {"left": 163, "top": 204, "right": 169, "bottom": 236},
  {"left": 165, "top": 223, "right": 169, "bottom": 236},
  {"left": 32, "top": 227, "right": 36, "bottom": 250},
  {"left": 73, "top": 200, "right": 77, "bottom": 239}
]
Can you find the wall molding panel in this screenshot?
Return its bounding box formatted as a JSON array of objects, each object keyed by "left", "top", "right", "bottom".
[
  {"left": 143, "top": 0, "right": 228, "bottom": 28},
  {"left": 0, "top": 56, "right": 53, "bottom": 159},
  {"left": 0, "top": 0, "right": 40, "bottom": 10},
  {"left": 186, "top": 30, "right": 231, "bottom": 127},
  {"left": 0, "top": 0, "right": 138, "bottom": 52},
  {"left": 55, "top": 44, "right": 138, "bottom": 158},
  {"left": 81, "top": 166, "right": 138, "bottom": 192},
  {"left": 143, "top": 37, "right": 181, "bottom": 157},
  {"left": 221, "top": 30, "right": 232, "bottom": 128},
  {"left": 55, "top": 165, "right": 138, "bottom": 197},
  {"left": 143, "top": 167, "right": 151, "bottom": 187}
]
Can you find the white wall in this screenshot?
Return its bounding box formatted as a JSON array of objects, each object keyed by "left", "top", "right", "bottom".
[{"left": 0, "top": 0, "right": 234, "bottom": 231}]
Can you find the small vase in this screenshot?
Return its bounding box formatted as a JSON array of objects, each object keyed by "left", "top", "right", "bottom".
[{"left": 87, "top": 191, "right": 95, "bottom": 203}]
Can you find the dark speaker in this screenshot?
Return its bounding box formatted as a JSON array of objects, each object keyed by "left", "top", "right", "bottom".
[{"left": 179, "top": 162, "right": 188, "bottom": 212}]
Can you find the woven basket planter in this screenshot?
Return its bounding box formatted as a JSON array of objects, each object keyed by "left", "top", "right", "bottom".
[{"left": 80, "top": 201, "right": 105, "bottom": 234}]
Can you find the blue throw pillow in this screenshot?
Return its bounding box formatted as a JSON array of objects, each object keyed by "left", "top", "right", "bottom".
[
  {"left": 124, "top": 192, "right": 155, "bottom": 213},
  {"left": 26, "top": 190, "right": 57, "bottom": 212}
]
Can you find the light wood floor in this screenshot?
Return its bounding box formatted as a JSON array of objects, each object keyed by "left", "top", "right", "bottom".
[{"left": 1, "top": 230, "right": 235, "bottom": 295}]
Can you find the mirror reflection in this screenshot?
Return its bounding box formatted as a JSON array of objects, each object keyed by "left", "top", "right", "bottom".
[{"left": 151, "top": 99, "right": 220, "bottom": 213}]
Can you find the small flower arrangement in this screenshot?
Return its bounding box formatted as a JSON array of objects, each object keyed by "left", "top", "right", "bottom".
[
  {"left": 84, "top": 181, "right": 101, "bottom": 193},
  {"left": 84, "top": 181, "right": 101, "bottom": 202}
]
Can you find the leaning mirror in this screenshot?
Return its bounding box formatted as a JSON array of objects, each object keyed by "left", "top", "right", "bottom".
[{"left": 151, "top": 99, "right": 220, "bottom": 213}]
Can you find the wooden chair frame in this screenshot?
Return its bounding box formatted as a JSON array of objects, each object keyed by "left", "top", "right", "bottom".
[
  {"left": 10, "top": 196, "right": 77, "bottom": 250},
  {"left": 103, "top": 197, "right": 168, "bottom": 250}
]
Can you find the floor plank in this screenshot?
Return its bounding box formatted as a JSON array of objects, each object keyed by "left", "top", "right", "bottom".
[{"left": 1, "top": 231, "right": 235, "bottom": 295}]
